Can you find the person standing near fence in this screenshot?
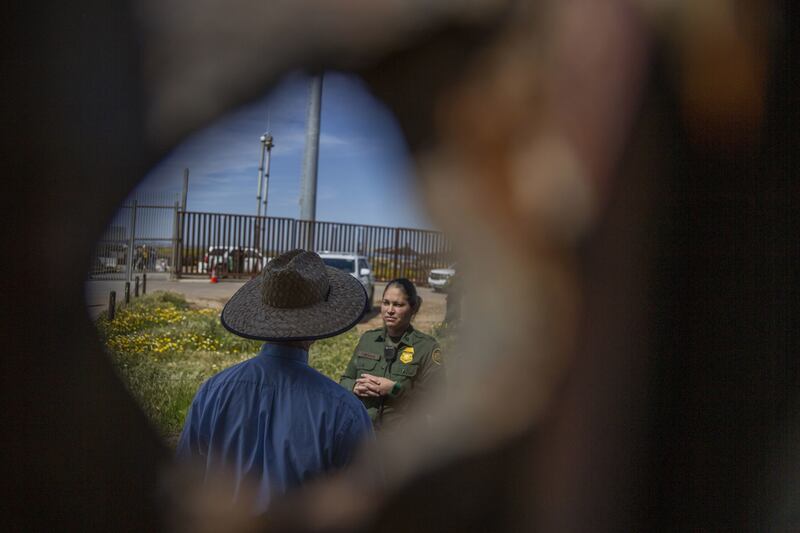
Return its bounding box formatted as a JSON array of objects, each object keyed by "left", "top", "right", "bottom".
[
  {"left": 340, "top": 278, "right": 444, "bottom": 431},
  {"left": 176, "top": 249, "right": 373, "bottom": 514}
]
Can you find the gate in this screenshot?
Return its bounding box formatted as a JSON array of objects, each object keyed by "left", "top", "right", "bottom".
[{"left": 89, "top": 193, "right": 181, "bottom": 280}]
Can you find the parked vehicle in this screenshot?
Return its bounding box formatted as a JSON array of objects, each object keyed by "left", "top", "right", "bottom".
[
  {"left": 318, "top": 252, "right": 375, "bottom": 312},
  {"left": 198, "top": 246, "right": 264, "bottom": 274},
  {"left": 93, "top": 243, "right": 128, "bottom": 273},
  {"left": 428, "top": 263, "right": 457, "bottom": 291}
]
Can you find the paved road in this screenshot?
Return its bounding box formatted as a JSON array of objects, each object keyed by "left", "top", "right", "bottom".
[
  {"left": 84, "top": 276, "right": 446, "bottom": 331},
  {"left": 84, "top": 276, "right": 246, "bottom": 319}
]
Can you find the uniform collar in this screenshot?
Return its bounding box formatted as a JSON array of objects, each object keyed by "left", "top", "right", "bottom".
[
  {"left": 377, "top": 325, "right": 416, "bottom": 346},
  {"left": 259, "top": 343, "right": 309, "bottom": 364}
]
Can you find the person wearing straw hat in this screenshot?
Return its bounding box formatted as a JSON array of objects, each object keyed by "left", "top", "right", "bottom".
[{"left": 176, "top": 249, "right": 373, "bottom": 514}]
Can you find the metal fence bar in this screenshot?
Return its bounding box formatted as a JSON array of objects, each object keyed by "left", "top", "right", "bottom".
[
  {"left": 194, "top": 212, "right": 201, "bottom": 274},
  {"left": 187, "top": 212, "right": 194, "bottom": 274},
  {"left": 171, "top": 202, "right": 179, "bottom": 279},
  {"left": 270, "top": 218, "right": 277, "bottom": 255},
  {"left": 173, "top": 211, "right": 452, "bottom": 285},
  {"left": 187, "top": 213, "right": 193, "bottom": 274},
  {"left": 191, "top": 212, "right": 198, "bottom": 274},
  {"left": 126, "top": 200, "right": 137, "bottom": 281}
]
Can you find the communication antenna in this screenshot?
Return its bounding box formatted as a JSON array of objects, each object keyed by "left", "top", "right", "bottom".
[
  {"left": 256, "top": 104, "right": 275, "bottom": 218},
  {"left": 254, "top": 129, "right": 274, "bottom": 253}
]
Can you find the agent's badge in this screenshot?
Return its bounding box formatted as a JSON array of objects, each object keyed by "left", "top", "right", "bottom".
[
  {"left": 431, "top": 348, "right": 443, "bottom": 365},
  {"left": 399, "top": 346, "right": 414, "bottom": 364}
]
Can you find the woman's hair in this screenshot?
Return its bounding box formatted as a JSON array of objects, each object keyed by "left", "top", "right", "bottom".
[{"left": 384, "top": 278, "right": 423, "bottom": 314}]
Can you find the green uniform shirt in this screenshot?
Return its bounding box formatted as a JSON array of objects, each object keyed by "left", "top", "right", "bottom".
[{"left": 340, "top": 326, "right": 444, "bottom": 429}]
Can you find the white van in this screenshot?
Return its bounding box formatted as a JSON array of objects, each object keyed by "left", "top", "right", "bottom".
[
  {"left": 428, "top": 263, "right": 457, "bottom": 292},
  {"left": 318, "top": 252, "right": 375, "bottom": 311}
]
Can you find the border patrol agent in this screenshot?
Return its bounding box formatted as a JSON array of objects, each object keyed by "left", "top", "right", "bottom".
[{"left": 340, "top": 278, "right": 444, "bottom": 429}]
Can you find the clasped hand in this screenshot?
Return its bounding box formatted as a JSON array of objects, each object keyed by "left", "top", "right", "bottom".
[{"left": 353, "top": 373, "right": 395, "bottom": 397}]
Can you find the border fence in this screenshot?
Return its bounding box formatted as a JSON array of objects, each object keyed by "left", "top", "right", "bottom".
[
  {"left": 89, "top": 200, "right": 453, "bottom": 287},
  {"left": 177, "top": 211, "right": 453, "bottom": 286}
]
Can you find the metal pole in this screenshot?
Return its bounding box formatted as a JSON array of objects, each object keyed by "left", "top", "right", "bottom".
[
  {"left": 171, "top": 201, "right": 180, "bottom": 280},
  {"left": 259, "top": 133, "right": 274, "bottom": 253},
  {"left": 262, "top": 133, "right": 274, "bottom": 216},
  {"left": 108, "top": 291, "right": 116, "bottom": 321},
  {"left": 256, "top": 137, "right": 267, "bottom": 217},
  {"left": 179, "top": 168, "right": 189, "bottom": 278},
  {"left": 393, "top": 228, "right": 400, "bottom": 279},
  {"left": 175, "top": 171, "right": 188, "bottom": 280},
  {"left": 181, "top": 168, "right": 189, "bottom": 212},
  {"left": 127, "top": 200, "right": 138, "bottom": 282},
  {"left": 300, "top": 73, "right": 322, "bottom": 250}
]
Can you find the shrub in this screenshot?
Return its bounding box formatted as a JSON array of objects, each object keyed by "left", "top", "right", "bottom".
[{"left": 430, "top": 321, "right": 458, "bottom": 358}]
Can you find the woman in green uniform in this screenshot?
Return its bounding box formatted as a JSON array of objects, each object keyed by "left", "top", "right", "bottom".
[{"left": 340, "top": 278, "right": 444, "bottom": 430}]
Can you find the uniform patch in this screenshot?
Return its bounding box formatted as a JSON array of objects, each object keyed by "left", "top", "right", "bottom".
[
  {"left": 358, "top": 351, "right": 380, "bottom": 360},
  {"left": 399, "top": 346, "right": 414, "bottom": 364},
  {"left": 432, "top": 348, "right": 442, "bottom": 365}
]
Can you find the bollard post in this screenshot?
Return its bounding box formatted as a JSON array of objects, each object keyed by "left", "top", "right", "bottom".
[
  {"left": 124, "top": 282, "right": 130, "bottom": 304},
  {"left": 135, "top": 276, "right": 140, "bottom": 297},
  {"left": 142, "top": 273, "right": 147, "bottom": 295},
  {"left": 108, "top": 291, "right": 116, "bottom": 321}
]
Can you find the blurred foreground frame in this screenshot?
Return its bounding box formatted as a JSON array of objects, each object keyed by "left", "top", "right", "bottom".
[{"left": 2, "top": 0, "right": 798, "bottom": 531}]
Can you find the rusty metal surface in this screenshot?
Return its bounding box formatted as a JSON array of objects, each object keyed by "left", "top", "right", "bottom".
[{"left": 2, "top": 0, "right": 797, "bottom": 531}]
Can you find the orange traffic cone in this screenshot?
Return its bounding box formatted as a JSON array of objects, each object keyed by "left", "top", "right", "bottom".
[{"left": 210, "top": 275, "right": 218, "bottom": 283}]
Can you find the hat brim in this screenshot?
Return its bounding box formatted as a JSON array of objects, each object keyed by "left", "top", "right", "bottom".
[{"left": 220, "top": 266, "right": 367, "bottom": 341}]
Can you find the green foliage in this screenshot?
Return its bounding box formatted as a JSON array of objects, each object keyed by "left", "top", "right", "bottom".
[
  {"left": 96, "top": 291, "right": 356, "bottom": 446},
  {"left": 430, "top": 321, "right": 458, "bottom": 357},
  {"left": 309, "top": 330, "right": 360, "bottom": 378},
  {"left": 154, "top": 246, "right": 173, "bottom": 257},
  {"left": 369, "top": 257, "right": 422, "bottom": 282}
]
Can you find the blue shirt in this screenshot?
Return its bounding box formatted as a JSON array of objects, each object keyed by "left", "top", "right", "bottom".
[{"left": 176, "top": 343, "right": 373, "bottom": 513}]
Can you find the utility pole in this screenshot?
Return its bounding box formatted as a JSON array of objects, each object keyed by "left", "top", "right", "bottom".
[
  {"left": 181, "top": 168, "right": 189, "bottom": 212},
  {"left": 255, "top": 135, "right": 267, "bottom": 217},
  {"left": 300, "top": 73, "right": 322, "bottom": 250},
  {"left": 172, "top": 168, "right": 189, "bottom": 279},
  {"left": 255, "top": 132, "right": 274, "bottom": 252},
  {"left": 262, "top": 133, "right": 274, "bottom": 216}
]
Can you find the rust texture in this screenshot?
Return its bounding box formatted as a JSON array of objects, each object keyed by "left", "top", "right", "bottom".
[{"left": 1, "top": 0, "right": 796, "bottom": 531}]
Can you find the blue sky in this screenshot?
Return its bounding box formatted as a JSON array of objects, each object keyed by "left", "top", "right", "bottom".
[{"left": 131, "top": 71, "right": 435, "bottom": 231}]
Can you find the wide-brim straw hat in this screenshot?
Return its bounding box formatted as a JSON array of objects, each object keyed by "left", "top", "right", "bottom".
[{"left": 221, "top": 249, "right": 367, "bottom": 341}]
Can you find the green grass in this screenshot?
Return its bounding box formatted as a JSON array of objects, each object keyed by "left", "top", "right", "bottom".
[
  {"left": 96, "top": 291, "right": 457, "bottom": 448},
  {"left": 95, "top": 291, "right": 360, "bottom": 446}
]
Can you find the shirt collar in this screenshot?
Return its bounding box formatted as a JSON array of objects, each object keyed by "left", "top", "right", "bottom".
[
  {"left": 259, "top": 343, "right": 309, "bottom": 364},
  {"left": 377, "top": 325, "right": 416, "bottom": 346}
]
